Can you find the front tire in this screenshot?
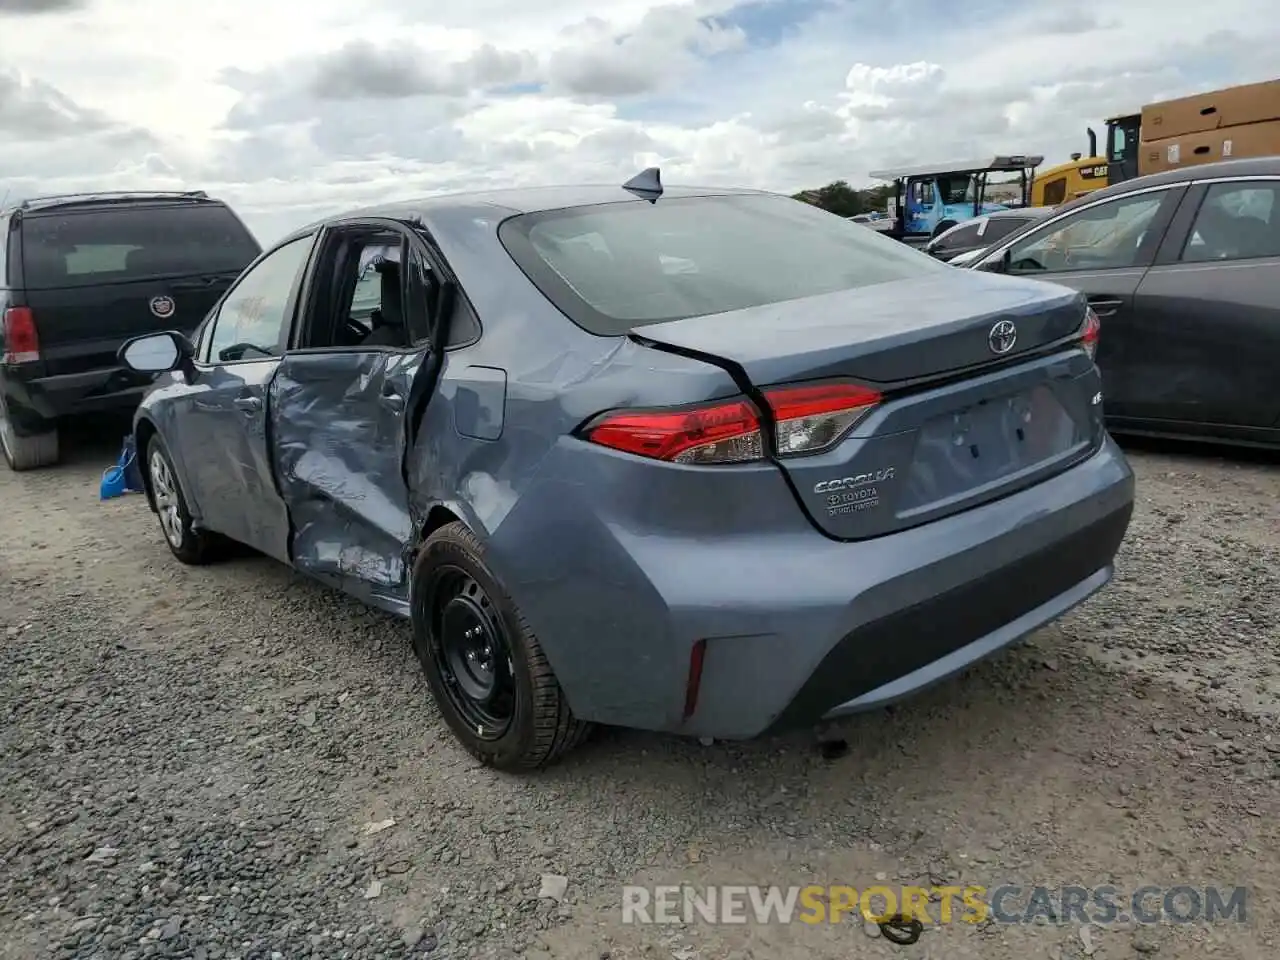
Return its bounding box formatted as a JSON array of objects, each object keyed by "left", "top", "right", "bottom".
[
  {"left": 412, "top": 522, "right": 592, "bottom": 771},
  {"left": 145, "top": 435, "right": 219, "bottom": 565},
  {"left": 0, "top": 397, "right": 59, "bottom": 471}
]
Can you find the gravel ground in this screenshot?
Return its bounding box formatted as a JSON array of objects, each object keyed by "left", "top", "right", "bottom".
[{"left": 2, "top": 420, "right": 1278, "bottom": 960}]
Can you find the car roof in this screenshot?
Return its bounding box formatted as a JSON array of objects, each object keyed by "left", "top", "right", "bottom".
[
  {"left": 978, "top": 207, "right": 1054, "bottom": 220},
  {"left": 934, "top": 206, "right": 1052, "bottom": 238},
  {"left": 3, "top": 191, "right": 218, "bottom": 216},
  {"left": 1048, "top": 157, "right": 1280, "bottom": 217},
  {"left": 282, "top": 183, "right": 773, "bottom": 241}
]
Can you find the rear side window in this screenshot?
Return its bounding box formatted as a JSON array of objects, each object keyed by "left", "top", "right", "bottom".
[
  {"left": 499, "top": 194, "right": 946, "bottom": 335},
  {"left": 1181, "top": 181, "right": 1280, "bottom": 263},
  {"left": 981, "top": 217, "right": 1031, "bottom": 243},
  {"left": 0, "top": 214, "right": 10, "bottom": 287},
  {"left": 933, "top": 222, "right": 981, "bottom": 252},
  {"left": 19, "top": 203, "right": 262, "bottom": 290}
]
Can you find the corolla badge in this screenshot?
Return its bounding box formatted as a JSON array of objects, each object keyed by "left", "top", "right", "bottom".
[
  {"left": 988, "top": 319, "right": 1017, "bottom": 355},
  {"left": 813, "top": 467, "right": 895, "bottom": 494},
  {"left": 814, "top": 467, "right": 896, "bottom": 517},
  {"left": 149, "top": 296, "right": 175, "bottom": 319}
]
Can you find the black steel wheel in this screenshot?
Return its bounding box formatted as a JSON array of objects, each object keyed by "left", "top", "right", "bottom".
[
  {"left": 412, "top": 521, "right": 593, "bottom": 771},
  {"left": 424, "top": 566, "right": 517, "bottom": 741}
]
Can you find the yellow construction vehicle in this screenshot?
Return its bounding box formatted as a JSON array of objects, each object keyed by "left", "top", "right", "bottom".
[
  {"left": 1031, "top": 78, "right": 1280, "bottom": 204},
  {"left": 1029, "top": 127, "right": 1108, "bottom": 205}
]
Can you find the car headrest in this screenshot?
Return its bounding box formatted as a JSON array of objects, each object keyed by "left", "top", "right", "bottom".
[{"left": 377, "top": 261, "right": 404, "bottom": 327}]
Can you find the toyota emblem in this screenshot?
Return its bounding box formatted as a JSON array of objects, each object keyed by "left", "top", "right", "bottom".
[
  {"left": 988, "top": 319, "right": 1017, "bottom": 355},
  {"left": 149, "top": 296, "right": 175, "bottom": 319}
]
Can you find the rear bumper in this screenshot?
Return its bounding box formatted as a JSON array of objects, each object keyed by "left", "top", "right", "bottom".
[
  {"left": 1, "top": 365, "right": 152, "bottom": 432},
  {"left": 495, "top": 434, "right": 1134, "bottom": 739},
  {"left": 772, "top": 501, "right": 1126, "bottom": 731}
]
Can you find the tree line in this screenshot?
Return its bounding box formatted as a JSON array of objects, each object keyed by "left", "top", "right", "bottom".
[{"left": 791, "top": 180, "right": 896, "bottom": 218}]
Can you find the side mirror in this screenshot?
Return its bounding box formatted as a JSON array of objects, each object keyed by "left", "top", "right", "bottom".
[
  {"left": 976, "top": 249, "right": 1010, "bottom": 274},
  {"left": 119, "top": 331, "right": 193, "bottom": 374}
]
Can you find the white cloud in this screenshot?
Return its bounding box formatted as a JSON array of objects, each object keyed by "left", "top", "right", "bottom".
[{"left": 0, "top": 0, "right": 1276, "bottom": 243}]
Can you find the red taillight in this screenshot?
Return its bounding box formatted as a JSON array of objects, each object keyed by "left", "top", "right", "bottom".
[
  {"left": 682, "top": 639, "right": 707, "bottom": 720},
  {"left": 583, "top": 380, "right": 882, "bottom": 464},
  {"left": 1080, "top": 306, "right": 1100, "bottom": 360},
  {"left": 2, "top": 307, "right": 39, "bottom": 364},
  {"left": 583, "top": 398, "right": 764, "bottom": 464},
  {"left": 763, "top": 382, "right": 882, "bottom": 457}
]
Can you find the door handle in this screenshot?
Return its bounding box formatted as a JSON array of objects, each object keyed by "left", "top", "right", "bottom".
[
  {"left": 233, "top": 396, "right": 262, "bottom": 413},
  {"left": 1088, "top": 298, "right": 1123, "bottom": 318}
]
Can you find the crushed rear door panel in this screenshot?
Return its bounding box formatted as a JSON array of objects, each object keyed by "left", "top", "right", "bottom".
[{"left": 269, "top": 349, "right": 428, "bottom": 613}]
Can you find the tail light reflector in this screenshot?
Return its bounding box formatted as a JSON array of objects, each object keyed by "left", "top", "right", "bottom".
[
  {"left": 582, "top": 381, "right": 882, "bottom": 464},
  {"left": 682, "top": 639, "right": 707, "bottom": 720},
  {"left": 765, "top": 382, "right": 882, "bottom": 457},
  {"left": 1080, "top": 306, "right": 1099, "bottom": 360},
  {"left": 2, "top": 307, "right": 39, "bottom": 364}
]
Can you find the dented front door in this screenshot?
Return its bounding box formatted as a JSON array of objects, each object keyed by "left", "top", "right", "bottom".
[{"left": 269, "top": 348, "right": 427, "bottom": 608}]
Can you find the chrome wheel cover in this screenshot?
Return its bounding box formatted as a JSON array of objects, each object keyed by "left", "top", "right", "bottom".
[{"left": 149, "top": 449, "right": 185, "bottom": 548}]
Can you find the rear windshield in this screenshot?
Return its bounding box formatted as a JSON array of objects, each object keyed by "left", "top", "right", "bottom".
[
  {"left": 20, "top": 203, "right": 262, "bottom": 289},
  {"left": 498, "top": 193, "right": 945, "bottom": 335}
]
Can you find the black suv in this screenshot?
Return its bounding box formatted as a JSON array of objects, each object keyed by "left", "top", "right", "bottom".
[{"left": 0, "top": 191, "right": 263, "bottom": 470}]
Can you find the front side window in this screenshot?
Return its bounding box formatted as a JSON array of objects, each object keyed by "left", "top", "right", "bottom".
[
  {"left": 938, "top": 175, "right": 975, "bottom": 205},
  {"left": 1181, "top": 181, "right": 1280, "bottom": 263},
  {"left": 499, "top": 194, "right": 948, "bottom": 336},
  {"left": 1003, "top": 190, "right": 1169, "bottom": 274},
  {"left": 206, "top": 236, "right": 313, "bottom": 363}
]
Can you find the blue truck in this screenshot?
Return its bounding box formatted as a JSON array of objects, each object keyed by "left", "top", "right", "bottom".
[{"left": 871, "top": 155, "right": 1043, "bottom": 246}]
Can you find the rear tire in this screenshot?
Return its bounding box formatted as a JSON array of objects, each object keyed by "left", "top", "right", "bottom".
[
  {"left": 145, "top": 434, "right": 219, "bottom": 565},
  {"left": 0, "top": 398, "right": 59, "bottom": 471},
  {"left": 412, "top": 521, "right": 593, "bottom": 771}
]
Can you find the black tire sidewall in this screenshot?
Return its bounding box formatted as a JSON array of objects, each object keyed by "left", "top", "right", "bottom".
[
  {"left": 412, "top": 528, "right": 541, "bottom": 767},
  {"left": 0, "top": 393, "right": 14, "bottom": 470},
  {"left": 0, "top": 393, "right": 53, "bottom": 470}
]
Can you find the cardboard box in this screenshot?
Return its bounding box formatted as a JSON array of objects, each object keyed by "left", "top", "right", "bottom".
[
  {"left": 1141, "top": 78, "right": 1280, "bottom": 140},
  {"left": 1139, "top": 118, "right": 1280, "bottom": 175}
]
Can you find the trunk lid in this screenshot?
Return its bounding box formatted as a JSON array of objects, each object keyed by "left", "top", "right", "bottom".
[
  {"left": 632, "top": 270, "right": 1086, "bottom": 386},
  {"left": 634, "top": 272, "right": 1104, "bottom": 540}
]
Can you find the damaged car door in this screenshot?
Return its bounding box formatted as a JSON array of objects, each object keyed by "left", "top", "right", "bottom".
[
  {"left": 180, "top": 233, "right": 316, "bottom": 563},
  {"left": 269, "top": 221, "right": 434, "bottom": 612}
]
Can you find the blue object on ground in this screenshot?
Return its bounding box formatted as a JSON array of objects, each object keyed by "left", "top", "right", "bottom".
[{"left": 100, "top": 435, "right": 145, "bottom": 500}]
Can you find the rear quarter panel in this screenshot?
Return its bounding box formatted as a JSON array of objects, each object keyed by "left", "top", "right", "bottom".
[
  {"left": 407, "top": 203, "right": 745, "bottom": 542},
  {"left": 408, "top": 205, "right": 752, "bottom": 724}
]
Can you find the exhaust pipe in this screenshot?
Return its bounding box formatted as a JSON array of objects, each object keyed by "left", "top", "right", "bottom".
[{"left": 1087, "top": 127, "right": 1098, "bottom": 158}]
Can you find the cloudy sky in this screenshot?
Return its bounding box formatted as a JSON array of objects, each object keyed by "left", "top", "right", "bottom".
[{"left": 1, "top": 0, "right": 1277, "bottom": 243}]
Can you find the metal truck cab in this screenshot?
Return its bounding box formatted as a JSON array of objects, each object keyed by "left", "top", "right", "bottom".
[{"left": 872, "top": 155, "right": 1044, "bottom": 244}]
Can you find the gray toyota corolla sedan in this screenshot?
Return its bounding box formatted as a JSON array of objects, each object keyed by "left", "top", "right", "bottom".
[{"left": 117, "top": 170, "right": 1135, "bottom": 771}]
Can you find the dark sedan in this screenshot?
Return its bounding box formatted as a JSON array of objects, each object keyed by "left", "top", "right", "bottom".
[
  {"left": 925, "top": 207, "right": 1054, "bottom": 263},
  {"left": 966, "top": 157, "right": 1280, "bottom": 449}
]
